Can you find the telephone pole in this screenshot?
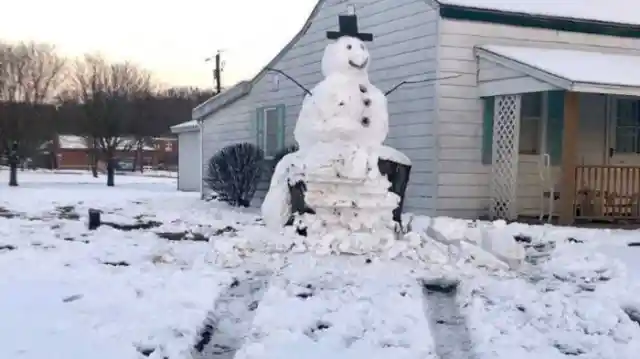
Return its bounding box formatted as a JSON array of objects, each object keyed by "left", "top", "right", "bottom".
[{"left": 206, "top": 50, "right": 224, "bottom": 94}]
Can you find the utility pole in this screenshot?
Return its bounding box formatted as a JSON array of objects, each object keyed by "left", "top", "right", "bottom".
[{"left": 206, "top": 50, "right": 225, "bottom": 94}]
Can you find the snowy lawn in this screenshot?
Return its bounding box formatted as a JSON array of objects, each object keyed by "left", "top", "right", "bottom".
[
  {"left": 1, "top": 171, "right": 640, "bottom": 358},
  {"left": 0, "top": 171, "right": 248, "bottom": 359}
]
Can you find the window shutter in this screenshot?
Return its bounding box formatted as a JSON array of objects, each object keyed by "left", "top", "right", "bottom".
[
  {"left": 276, "top": 104, "right": 286, "bottom": 150},
  {"left": 254, "top": 107, "right": 265, "bottom": 150},
  {"left": 546, "top": 90, "right": 565, "bottom": 165},
  {"left": 481, "top": 97, "right": 495, "bottom": 165}
]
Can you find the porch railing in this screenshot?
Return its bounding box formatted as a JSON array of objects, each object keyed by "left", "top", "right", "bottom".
[{"left": 574, "top": 165, "right": 640, "bottom": 221}]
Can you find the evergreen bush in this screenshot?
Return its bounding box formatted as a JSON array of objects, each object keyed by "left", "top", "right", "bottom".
[{"left": 205, "top": 142, "right": 264, "bottom": 207}]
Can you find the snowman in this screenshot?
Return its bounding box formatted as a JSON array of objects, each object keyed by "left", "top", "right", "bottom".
[{"left": 262, "top": 14, "right": 411, "bottom": 253}]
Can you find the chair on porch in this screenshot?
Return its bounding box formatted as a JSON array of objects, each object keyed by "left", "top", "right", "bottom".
[{"left": 538, "top": 153, "right": 559, "bottom": 222}]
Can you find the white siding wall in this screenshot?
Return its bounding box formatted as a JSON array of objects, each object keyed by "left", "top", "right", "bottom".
[
  {"left": 436, "top": 19, "right": 640, "bottom": 218},
  {"left": 177, "top": 131, "right": 201, "bottom": 192},
  {"left": 202, "top": 0, "right": 440, "bottom": 212}
]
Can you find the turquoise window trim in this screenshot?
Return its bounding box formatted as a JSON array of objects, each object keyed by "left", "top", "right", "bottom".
[{"left": 481, "top": 96, "right": 495, "bottom": 165}]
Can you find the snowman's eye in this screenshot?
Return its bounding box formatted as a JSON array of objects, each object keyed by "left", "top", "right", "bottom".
[
  {"left": 347, "top": 44, "right": 352, "bottom": 50},
  {"left": 360, "top": 44, "right": 364, "bottom": 50}
]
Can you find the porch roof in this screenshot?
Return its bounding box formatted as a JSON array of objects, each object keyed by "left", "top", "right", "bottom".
[{"left": 475, "top": 45, "right": 640, "bottom": 97}]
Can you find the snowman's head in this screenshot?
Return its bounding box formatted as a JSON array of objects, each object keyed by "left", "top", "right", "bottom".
[{"left": 321, "top": 36, "right": 370, "bottom": 77}]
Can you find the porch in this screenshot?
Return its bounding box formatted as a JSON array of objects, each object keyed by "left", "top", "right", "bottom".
[{"left": 475, "top": 45, "right": 640, "bottom": 225}]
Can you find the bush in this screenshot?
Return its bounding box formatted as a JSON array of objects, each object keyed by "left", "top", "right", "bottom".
[{"left": 205, "top": 143, "right": 264, "bottom": 207}]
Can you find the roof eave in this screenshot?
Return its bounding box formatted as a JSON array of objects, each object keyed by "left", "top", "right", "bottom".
[
  {"left": 571, "top": 82, "right": 640, "bottom": 97},
  {"left": 475, "top": 46, "right": 640, "bottom": 97},
  {"left": 474, "top": 46, "right": 573, "bottom": 89},
  {"left": 171, "top": 125, "right": 200, "bottom": 134},
  {"left": 191, "top": 81, "right": 252, "bottom": 121}
]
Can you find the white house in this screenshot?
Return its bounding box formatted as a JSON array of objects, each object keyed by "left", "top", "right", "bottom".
[{"left": 185, "top": 0, "right": 640, "bottom": 225}]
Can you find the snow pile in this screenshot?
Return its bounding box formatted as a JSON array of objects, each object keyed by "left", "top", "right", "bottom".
[
  {"left": 458, "top": 241, "right": 640, "bottom": 358},
  {"left": 212, "top": 215, "right": 525, "bottom": 273}
]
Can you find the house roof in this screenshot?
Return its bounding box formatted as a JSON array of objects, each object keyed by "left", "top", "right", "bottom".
[
  {"left": 475, "top": 45, "right": 640, "bottom": 97},
  {"left": 436, "top": 0, "right": 640, "bottom": 26},
  {"left": 170, "top": 120, "right": 200, "bottom": 134},
  {"left": 192, "top": 0, "right": 640, "bottom": 121},
  {"left": 191, "top": 0, "right": 327, "bottom": 122}
]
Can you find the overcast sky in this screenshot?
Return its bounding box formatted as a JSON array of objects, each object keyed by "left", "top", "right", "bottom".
[{"left": 1, "top": 0, "right": 317, "bottom": 89}]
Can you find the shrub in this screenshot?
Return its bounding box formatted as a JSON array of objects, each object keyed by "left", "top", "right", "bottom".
[{"left": 205, "top": 143, "right": 264, "bottom": 207}]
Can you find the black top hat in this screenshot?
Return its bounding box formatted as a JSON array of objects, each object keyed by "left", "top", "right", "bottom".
[{"left": 326, "top": 15, "right": 373, "bottom": 42}]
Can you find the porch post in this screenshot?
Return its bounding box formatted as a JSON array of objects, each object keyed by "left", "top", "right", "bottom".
[
  {"left": 489, "top": 95, "right": 521, "bottom": 221},
  {"left": 559, "top": 91, "right": 579, "bottom": 225}
]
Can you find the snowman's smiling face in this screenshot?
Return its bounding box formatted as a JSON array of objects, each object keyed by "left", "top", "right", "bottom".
[{"left": 321, "top": 36, "right": 370, "bottom": 77}]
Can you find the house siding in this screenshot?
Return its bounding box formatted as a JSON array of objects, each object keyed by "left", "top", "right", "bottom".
[
  {"left": 201, "top": 0, "right": 440, "bottom": 212},
  {"left": 435, "top": 18, "right": 640, "bottom": 218}
]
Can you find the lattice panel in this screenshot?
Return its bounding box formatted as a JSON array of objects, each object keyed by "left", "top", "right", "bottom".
[{"left": 490, "top": 95, "right": 521, "bottom": 220}]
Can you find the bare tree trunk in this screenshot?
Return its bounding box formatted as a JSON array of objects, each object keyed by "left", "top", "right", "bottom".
[
  {"left": 106, "top": 151, "right": 115, "bottom": 187},
  {"left": 8, "top": 142, "right": 18, "bottom": 186},
  {"left": 89, "top": 138, "right": 98, "bottom": 177},
  {"left": 137, "top": 143, "right": 144, "bottom": 173}
]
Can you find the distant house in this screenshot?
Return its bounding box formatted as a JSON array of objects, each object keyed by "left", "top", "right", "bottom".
[
  {"left": 180, "top": 0, "right": 640, "bottom": 225},
  {"left": 42, "top": 135, "right": 175, "bottom": 171}
]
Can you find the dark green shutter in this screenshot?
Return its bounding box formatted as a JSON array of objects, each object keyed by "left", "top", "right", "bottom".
[
  {"left": 276, "top": 104, "right": 286, "bottom": 151},
  {"left": 481, "top": 97, "right": 495, "bottom": 165},
  {"left": 546, "top": 90, "right": 565, "bottom": 165},
  {"left": 255, "top": 107, "right": 265, "bottom": 150}
]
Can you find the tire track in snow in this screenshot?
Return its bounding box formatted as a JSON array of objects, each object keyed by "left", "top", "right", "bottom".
[
  {"left": 422, "top": 278, "right": 478, "bottom": 359},
  {"left": 190, "top": 269, "right": 272, "bottom": 359}
]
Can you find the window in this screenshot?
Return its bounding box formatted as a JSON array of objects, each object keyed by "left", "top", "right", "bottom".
[
  {"left": 256, "top": 105, "right": 285, "bottom": 158},
  {"left": 519, "top": 92, "right": 544, "bottom": 154},
  {"left": 614, "top": 98, "right": 640, "bottom": 153}
]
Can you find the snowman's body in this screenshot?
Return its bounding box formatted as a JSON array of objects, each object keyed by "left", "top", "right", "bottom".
[{"left": 261, "top": 32, "right": 404, "bottom": 253}]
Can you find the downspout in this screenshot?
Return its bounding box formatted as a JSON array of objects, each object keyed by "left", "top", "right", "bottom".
[{"left": 197, "top": 118, "right": 205, "bottom": 200}]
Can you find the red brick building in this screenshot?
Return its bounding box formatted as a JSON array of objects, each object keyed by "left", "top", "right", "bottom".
[{"left": 42, "top": 135, "right": 177, "bottom": 171}]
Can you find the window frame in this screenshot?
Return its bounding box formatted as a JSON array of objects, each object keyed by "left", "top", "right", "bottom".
[
  {"left": 255, "top": 104, "right": 285, "bottom": 160},
  {"left": 518, "top": 92, "right": 546, "bottom": 155},
  {"left": 613, "top": 97, "right": 640, "bottom": 154},
  {"left": 262, "top": 106, "right": 280, "bottom": 158}
]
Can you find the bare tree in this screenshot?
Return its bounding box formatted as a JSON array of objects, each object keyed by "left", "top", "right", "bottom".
[
  {"left": 67, "top": 54, "right": 154, "bottom": 186},
  {"left": 0, "top": 41, "right": 64, "bottom": 182}
]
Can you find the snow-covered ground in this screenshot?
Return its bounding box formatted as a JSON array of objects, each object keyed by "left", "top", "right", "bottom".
[{"left": 1, "top": 171, "right": 640, "bottom": 359}]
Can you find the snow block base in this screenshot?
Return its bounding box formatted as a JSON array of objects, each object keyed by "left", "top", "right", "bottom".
[{"left": 285, "top": 157, "right": 411, "bottom": 235}]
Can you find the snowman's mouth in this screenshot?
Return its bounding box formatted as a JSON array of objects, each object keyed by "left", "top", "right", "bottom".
[{"left": 348, "top": 58, "right": 369, "bottom": 69}]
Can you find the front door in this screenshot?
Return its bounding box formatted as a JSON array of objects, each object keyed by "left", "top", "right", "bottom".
[{"left": 607, "top": 96, "right": 640, "bottom": 165}]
